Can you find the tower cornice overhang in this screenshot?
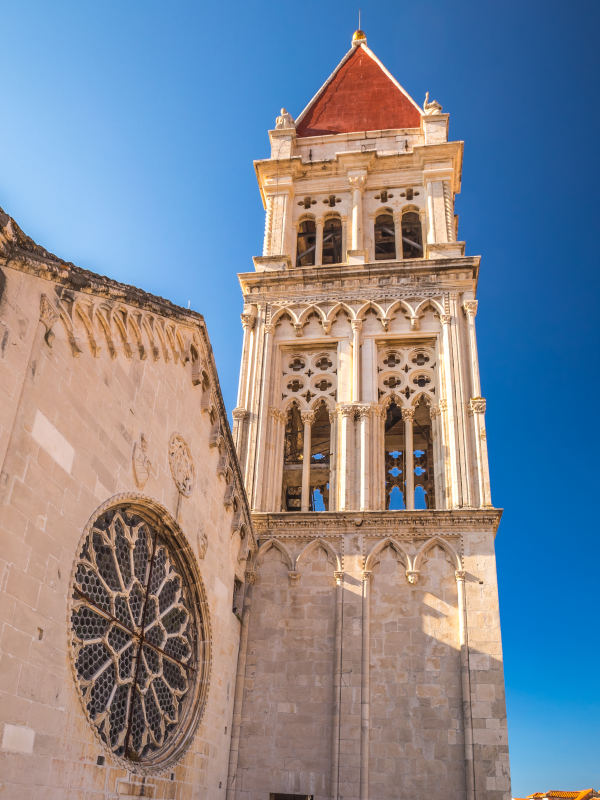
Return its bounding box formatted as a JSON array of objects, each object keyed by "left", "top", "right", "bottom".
[
  {"left": 254, "top": 140, "right": 464, "bottom": 206},
  {"left": 251, "top": 509, "right": 503, "bottom": 538},
  {"left": 239, "top": 255, "right": 480, "bottom": 298}
]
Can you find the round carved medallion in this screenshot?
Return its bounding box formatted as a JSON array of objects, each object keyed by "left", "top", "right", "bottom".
[
  {"left": 69, "top": 500, "right": 209, "bottom": 769},
  {"left": 168, "top": 434, "right": 194, "bottom": 497}
]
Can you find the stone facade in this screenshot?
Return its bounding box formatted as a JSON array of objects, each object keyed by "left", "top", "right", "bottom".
[
  {"left": 0, "top": 211, "right": 254, "bottom": 798},
  {"left": 228, "top": 32, "right": 511, "bottom": 800}
]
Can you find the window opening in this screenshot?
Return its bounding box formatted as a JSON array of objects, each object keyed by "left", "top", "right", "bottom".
[
  {"left": 401, "top": 212, "right": 423, "bottom": 258},
  {"left": 385, "top": 402, "right": 406, "bottom": 509},
  {"left": 296, "top": 219, "right": 316, "bottom": 267},
  {"left": 412, "top": 397, "right": 435, "bottom": 509},
  {"left": 283, "top": 405, "right": 303, "bottom": 510},
  {"left": 374, "top": 212, "right": 396, "bottom": 260},
  {"left": 309, "top": 402, "right": 331, "bottom": 511},
  {"left": 322, "top": 217, "right": 342, "bottom": 264}
]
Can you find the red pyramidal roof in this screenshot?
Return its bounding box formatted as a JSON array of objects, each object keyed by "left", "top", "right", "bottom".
[{"left": 296, "top": 43, "right": 422, "bottom": 138}]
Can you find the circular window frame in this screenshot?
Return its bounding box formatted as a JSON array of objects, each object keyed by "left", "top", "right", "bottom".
[{"left": 67, "top": 493, "right": 211, "bottom": 774}]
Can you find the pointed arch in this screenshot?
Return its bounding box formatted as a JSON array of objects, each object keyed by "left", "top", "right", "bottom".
[
  {"left": 127, "top": 313, "right": 146, "bottom": 359},
  {"left": 310, "top": 394, "right": 334, "bottom": 412},
  {"left": 270, "top": 306, "right": 299, "bottom": 327},
  {"left": 413, "top": 536, "right": 461, "bottom": 573},
  {"left": 414, "top": 298, "right": 445, "bottom": 319},
  {"left": 356, "top": 300, "right": 386, "bottom": 324},
  {"left": 256, "top": 538, "right": 294, "bottom": 571},
  {"left": 411, "top": 390, "right": 433, "bottom": 408},
  {"left": 325, "top": 301, "right": 355, "bottom": 324},
  {"left": 95, "top": 306, "right": 117, "bottom": 359},
  {"left": 297, "top": 304, "right": 327, "bottom": 328},
  {"left": 112, "top": 308, "right": 133, "bottom": 359},
  {"left": 72, "top": 301, "right": 97, "bottom": 356},
  {"left": 385, "top": 299, "right": 416, "bottom": 322},
  {"left": 365, "top": 537, "right": 411, "bottom": 572},
  {"left": 295, "top": 538, "right": 341, "bottom": 572}
]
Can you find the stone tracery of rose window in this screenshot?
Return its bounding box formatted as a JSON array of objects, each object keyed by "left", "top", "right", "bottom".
[
  {"left": 378, "top": 345, "right": 436, "bottom": 405},
  {"left": 70, "top": 506, "right": 206, "bottom": 767},
  {"left": 281, "top": 350, "right": 337, "bottom": 410}
]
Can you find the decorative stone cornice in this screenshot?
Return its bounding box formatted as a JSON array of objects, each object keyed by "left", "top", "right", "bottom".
[{"left": 251, "top": 509, "right": 502, "bottom": 536}]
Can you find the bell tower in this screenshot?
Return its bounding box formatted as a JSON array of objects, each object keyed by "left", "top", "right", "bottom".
[{"left": 229, "top": 30, "right": 510, "bottom": 800}]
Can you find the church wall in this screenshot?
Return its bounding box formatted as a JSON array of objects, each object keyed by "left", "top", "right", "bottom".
[
  {"left": 0, "top": 265, "right": 252, "bottom": 799},
  {"left": 235, "top": 543, "right": 336, "bottom": 800},
  {"left": 368, "top": 544, "right": 465, "bottom": 800}
]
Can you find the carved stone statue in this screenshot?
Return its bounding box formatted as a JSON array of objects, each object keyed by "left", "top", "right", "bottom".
[
  {"left": 423, "top": 91, "right": 443, "bottom": 115},
  {"left": 275, "top": 107, "right": 295, "bottom": 129}
]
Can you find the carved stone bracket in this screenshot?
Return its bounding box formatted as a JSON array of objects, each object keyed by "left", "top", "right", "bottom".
[
  {"left": 39, "top": 294, "right": 58, "bottom": 347},
  {"left": 288, "top": 570, "right": 301, "bottom": 584},
  {"left": 245, "top": 569, "right": 257, "bottom": 585},
  {"left": 406, "top": 569, "right": 420, "bottom": 585}
]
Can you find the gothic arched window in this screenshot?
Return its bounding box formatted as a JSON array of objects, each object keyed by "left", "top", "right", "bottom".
[
  {"left": 70, "top": 501, "right": 209, "bottom": 769},
  {"left": 322, "top": 216, "right": 342, "bottom": 265},
  {"left": 296, "top": 218, "right": 316, "bottom": 267},
  {"left": 401, "top": 211, "right": 423, "bottom": 258},
  {"left": 374, "top": 212, "right": 396, "bottom": 260}
]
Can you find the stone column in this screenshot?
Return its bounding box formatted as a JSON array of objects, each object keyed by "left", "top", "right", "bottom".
[
  {"left": 315, "top": 217, "right": 324, "bottom": 266},
  {"left": 300, "top": 410, "right": 314, "bottom": 512},
  {"left": 231, "top": 407, "right": 248, "bottom": 459},
  {"left": 402, "top": 407, "right": 415, "bottom": 510},
  {"left": 393, "top": 210, "right": 402, "bottom": 259},
  {"left": 469, "top": 398, "right": 492, "bottom": 507},
  {"left": 255, "top": 323, "right": 275, "bottom": 510},
  {"left": 330, "top": 569, "right": 344, "bottom": 800},
  {"left": 329, "top": 409, "right": 338, "bottom": 511},
  {"left": 375, "top": 405, "right": 387, "bottom": 510},
  {"left": 351, "top": 319, "right": 362, "bottom": 402},
  {"left": 439, "top": 313, "right": 460, "bottom": 507},
  {"left": 443, "top": 181, "right": 456, "bottom": 242},
  {"left": 360, "top": 570, "right": 372, "bottom": 800},
  {"left": 338, "top": 406, "right": 354, "bottom": 511},
  {"left": 456, "top": 569, "right": 476, "bottom": 800},
  {"left": 358, "top": 406, "right": 371, "bottom": 511},
  {"left": 463, "top": 301, "right": 481, "bottom": 398},
  {"left": 348, "top": 173, "right": 367, "bottom": 251},
  {"left": 429, "top": 405, "right": 445, "bottom": 510}
]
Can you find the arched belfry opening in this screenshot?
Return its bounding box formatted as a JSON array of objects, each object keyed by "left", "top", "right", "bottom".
[
  {"left": 322, "top": 216, "right": 342, "bottom": 264},
  {"left": 296, "top": 218, "right": 316, "bottom": 267},
  {"left": 374, "top": 211, "right": 396, "bottom": 260},
  {"left": 401, "top": 211, "right": 423, "bottom": 258}
]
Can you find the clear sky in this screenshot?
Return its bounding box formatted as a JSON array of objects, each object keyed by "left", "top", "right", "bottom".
[{"left": 1, "top": 1, "right": 598, "bottom": 795}]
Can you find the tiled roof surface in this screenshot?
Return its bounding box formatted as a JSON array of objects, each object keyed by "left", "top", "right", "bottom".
[{"left": 296, "top": 45, "right": 421, "bottom": 138}]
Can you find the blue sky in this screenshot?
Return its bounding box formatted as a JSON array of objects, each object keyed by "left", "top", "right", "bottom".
[{"left": 1, "top": 1, "right": 598, "bottom": 794}]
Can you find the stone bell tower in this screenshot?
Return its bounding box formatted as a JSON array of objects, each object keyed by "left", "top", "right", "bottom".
[{"left": 228, "top": 29, "right": 510, "bottom": 800}]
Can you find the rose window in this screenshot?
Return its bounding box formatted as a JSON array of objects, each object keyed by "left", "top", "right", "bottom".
[{"left": 70, "top": 505, "right": 208, "bottom": 767}]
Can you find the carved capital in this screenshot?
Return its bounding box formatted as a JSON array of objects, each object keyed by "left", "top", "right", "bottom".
[
  {"left": 350, "top": 318, "right": 363, "bottom": 332},
  {"left": 288, "top": 570, "right": 301, "bottom": 584},
  {"left": 469, "top": 397, "right": 486, "bottom": 414},
  {"left": 406, "top": 569, "right": 420, "bottom": 585},
  {"left": 429, "top": 405, "right": 441, "bottom": 419},
  {"left": 356, "top": 405, "right": 371, "bottom": 419},
  {"left": 240, "top": 312, "right": 256, "bottom": 330},
  {"left": 293, "top": 323, "right": 304, "bottom": 337},
  {"left": 333, "top": 570, "right": 344, "bottom": 586},
  {"left": 362, "top": 570, "right": 373, "bottom": 583},
  {"left": 301, "top": 410, "right": 315, "bottom": 425},
  {"left": 401, "top": 407, "right": 416, "bottom": 422},
  {"left": 439, "top": 313, "right": 452, "bottom": 326},
  {"left": 245, "top": 569, "right": 257, "bottom": 585},
  {"left": 348, "top": 174, "right": 367, "bottom": 192},
  {"left": 462, "top": 300, "right": 478, "bottom": 319},
  {"left": 232, "top": 407, "right": 248, "bottom": 421},
  {"left": 339, "top": 405, "right": 355, "bottom": 418},
  {"left": 455, "top": 569, "right": 466, "bottom": 582},
  {"left": 438, "top": 399, "right": 448, "bottom": 412}
]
